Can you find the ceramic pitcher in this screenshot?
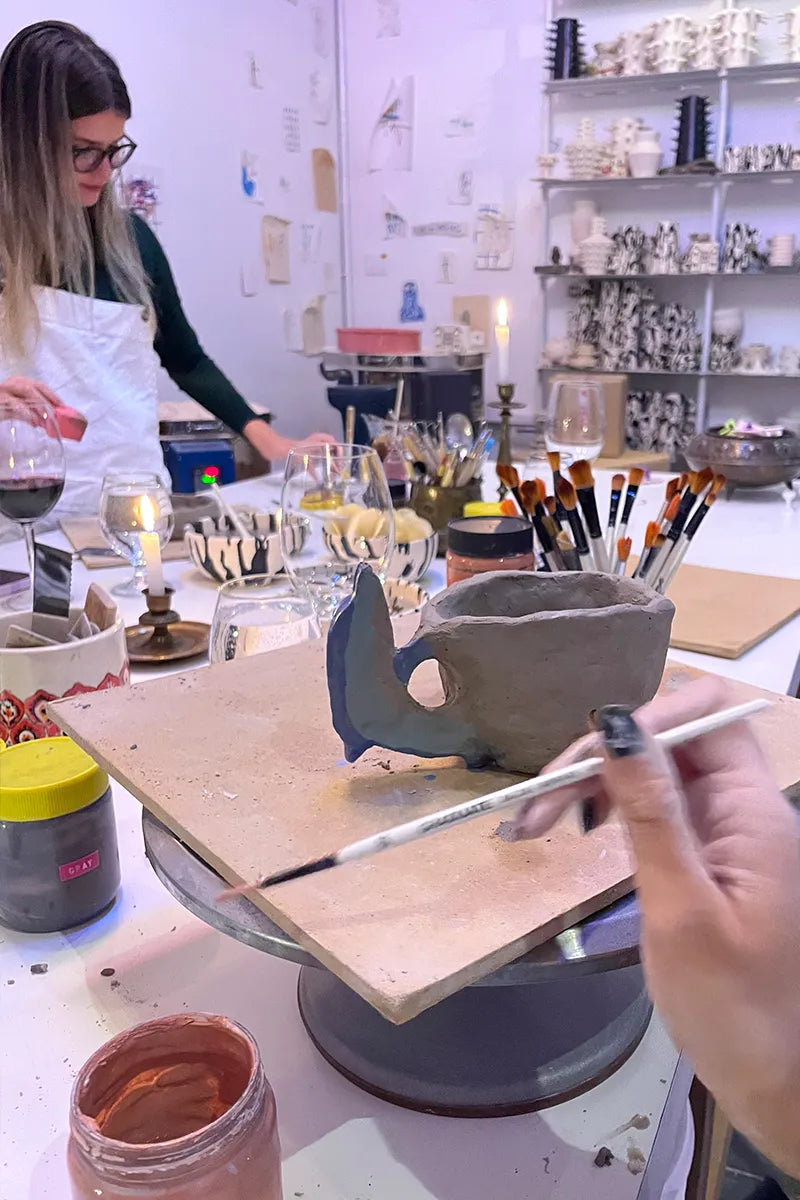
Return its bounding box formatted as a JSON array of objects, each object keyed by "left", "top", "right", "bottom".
[{"left": 327, "top": 567, "right": 674, "bottom": 775}]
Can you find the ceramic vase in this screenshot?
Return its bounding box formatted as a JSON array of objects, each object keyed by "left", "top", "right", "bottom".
[
  {"left": 628, "top": 127, "right": 662, "bottom": 177},
  {"left": 570, "top": 199, "right": 598, "bottom": 258},
  {"left": 580, "top": 217, "right": 614, "bottom": 276}
]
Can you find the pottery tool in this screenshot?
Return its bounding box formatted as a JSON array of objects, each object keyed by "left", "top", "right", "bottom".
[
  {"left": 392, "top": 380, "right": 405, "bottom": 427},
  {"left": 556, "top": 529, "right": 581, "bottom": 571},
  {"left": 496, "top": 464, "right": 528, "bottom": 522},
  {"left": 219, "top": 698, "right": 770, "bottom": 897},
  {"left": 519, "top": 480, "right": 561, "bottom": 571},
  {"left": 632, "top": 521, "right": 661, "bottom": 581},
  {"left": 615, "top": 538, "right": 632, "bottom": 577},
  {"left": 567, "top": 461, "right": 610, "bottom": 573},
  {"left": 206, "top": 480, "right": 249, "bottom": 539},
  {"left": 611, "top": 468, "right": 645, "bottom": 571},
  {"left": 643, "top": 470, "right": 712, "bottom": 587},
  {"left": 656, "top": 493, "right": 718, "bottom": 594},
  {"left": 547, "top": 451, "right": 568, "bottom": 524},
  {"left": 555, "top": 479, "right": 593, "bottom": 571},
  {"left": 604, "top": 474, "right": 625, "bottom": 560}
]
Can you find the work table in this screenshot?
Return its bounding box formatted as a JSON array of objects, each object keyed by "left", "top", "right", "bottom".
[{"left": 1, "top": 471, "right": 797, "bottom": 1198}]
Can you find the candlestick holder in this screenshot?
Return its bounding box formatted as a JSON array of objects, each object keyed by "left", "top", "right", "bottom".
[
  {"left": 489, "top": 383, "right": 524, "bottom": 498},
  {"left": 125, "top": 587, "right": 210, "bottom": 664}
]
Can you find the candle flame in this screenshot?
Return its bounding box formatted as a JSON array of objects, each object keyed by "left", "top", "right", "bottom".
[
  {"left": 140, "top": 495, "right": 156, "bottom": 533},
  {"left": 496, "top": 298, "right": 509, "bottom": 327}
]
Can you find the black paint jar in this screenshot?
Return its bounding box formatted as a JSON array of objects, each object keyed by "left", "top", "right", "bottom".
[{"left": 0, "top": 737, "right": 120, "bottom": 933}]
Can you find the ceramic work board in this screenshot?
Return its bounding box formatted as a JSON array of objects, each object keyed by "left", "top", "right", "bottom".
[{"left": 51, "top": 632, "right": 800, "bottom": 1024}]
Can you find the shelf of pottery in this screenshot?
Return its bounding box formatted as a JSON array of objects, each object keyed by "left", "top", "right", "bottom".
[{"left": 537, "top": 2, "right": 800, "bottom": 434}]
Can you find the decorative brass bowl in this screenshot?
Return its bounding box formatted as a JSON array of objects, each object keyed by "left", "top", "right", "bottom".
[{"left": 686, "top": 427, "right": 800, "bottom": 489}]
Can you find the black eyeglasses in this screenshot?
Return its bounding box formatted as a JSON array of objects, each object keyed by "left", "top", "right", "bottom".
[{"left": 72, "top": 138, "right": 137, "bottom": 174}]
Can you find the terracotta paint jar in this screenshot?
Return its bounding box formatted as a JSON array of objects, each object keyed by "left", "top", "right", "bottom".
[
  {"left": 0, "top": 737, "right": 120, "bottom": 933},
  {"left": 68, "top": 1013, "right": 283, "bottom": 1200},
  {"left": 446, "top": 516, "right": 535, "bottom": 585}
]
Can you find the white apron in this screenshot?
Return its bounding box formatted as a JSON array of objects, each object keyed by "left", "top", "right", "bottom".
[{"left": 1, "top": 286, "right": 166, "bottom": 532}]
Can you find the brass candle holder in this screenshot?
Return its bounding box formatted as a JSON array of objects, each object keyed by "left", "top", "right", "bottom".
[
  {"left": 489, "top": 382, "right": 524, "bottom": 499},
  {"left": 125, "top": 587, "right": 210, "bottom": 664}
]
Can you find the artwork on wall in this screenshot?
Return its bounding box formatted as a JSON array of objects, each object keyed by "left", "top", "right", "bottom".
[
  {"left": 474, "top": 204, "right": 514, "bottom": 270},
  {"left": 382, "top": 195, "right": 407, "bottom": 239},
  {"left": 240, "top": 259, "right": 261, "bottom": 298},
  {"left": 311, "top": 5, "right": 333, "bottom": 58},
  {"left": 438, "top": 252, "right": 457, "bottom": 284},
  {"left": 301, "top": 222, "right": 321, "bottom": 264},
  {"left": 302, "top": 295, "right": 326, "bottom": 354},
  {"left": 400, "top": 281, "right": 425, "bottom": 322},
  {"left": 377, "top": 0, "right": 401, "bottom": 37},
  {"left": 121, "top": 166, "right": 161, "bottom": 228},
  {"left": 283, "top": 308, "right": 303, "bottom": 351},
  {"left": 312, "top": 149, "right": 338, "bottom": 212},
  {"left": 246, "top": 51, "right": 263, "bottom": 89},
  {"left": 368, "top": 77, "right": 414, "bottom": 172},
  {"left": 310, "top": 66, "right": 334, "bottom": 124},
  {"left": 282, "top": 106, "right": 302, "bottom": 153},
  {"left": 452, "top": 294, "right": 491, "bottom": 339},
  {"left": 262, "top": 215, "right": 291, "bottom": 283},
  {"left": 445, "top": 110, "right": 478, "bottom": 138},
  {"left": 448, "top": 167, "right": 474, "bottom": 206},
  {"left": 240, "top": 151, "right": 261, "bottom": 203},
  {"left": 412, "top": 221, "right": 468, "bottom": 238}
]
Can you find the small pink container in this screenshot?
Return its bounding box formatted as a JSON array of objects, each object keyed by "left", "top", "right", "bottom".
[{"left": 337, "top": 327, "right": 421, "bottom": 355}]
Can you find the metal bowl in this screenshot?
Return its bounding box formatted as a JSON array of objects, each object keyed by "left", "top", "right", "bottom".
[{"left": 686, "top": 427, "right": 800, "bottom": 488}]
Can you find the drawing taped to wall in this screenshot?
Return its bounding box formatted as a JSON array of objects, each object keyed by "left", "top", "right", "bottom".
[
  {"left": 310, "top": 66, "right": 334, "bottom": 124},
  {"left": 312, "top": 5, "right": 333, "bottom": 58},
  {"left": 412, "top": 221, "right": 468, "bottom": 238},
  {"left": 438, "top": 252, "right": 457, "bottom": 285},
  {"left": 240, "top": 151, "right": 261, "bottom": 203},
  {"left": 282, "top": 107, "right": 301, "bottom": 153},
  {"left": 301, "top": 222, "right": 321, "bottom": 264},
  {"left": 262, "top": 215, "right": 291, "bottom": 284},
  {"left": 247, "top": 51, "right": 263, "bottom": 89},
  {"left": 312, "top": 149, "right": 338, "bottom": 212},
  {"left": 368, "top": 77, "right": 414, "bottom": 172},
  {"left": 382, "top": 195, "right": 407, "bottom": 239},
  {"left": 448, "top": 167, "right": 474, "bottom": 206},
  {"left": 121, "top": 165, "right": 161, "bottom": 227},
  {"left": 474, "top": 204, "right": 514, "bottom": 270},
  {"left": 377, "top": 0, "right": 401, "bottom": 37},
  {"left": 400, "top": 281, "right": 425, "bottom": 323},
  {"left": 240, "top": 257, "right": 261, "bottom": 298}
]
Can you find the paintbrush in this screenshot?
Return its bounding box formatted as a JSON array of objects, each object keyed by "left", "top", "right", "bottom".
[
  {"left": 556, "top": 529, "right": 580, "bottom": 571},
  {"left": 497, "top": 463, "right": 529, "bottom": 522},
  {"left": 555, "top": 479, "right": 593, "bottom": 570},
  {"left": 654, "top": 476, "right": 681, "bottom": 529},
  {"left": 604, "top": 473, "right": 625, "bottom": 560},
  {"left": 611, "top": 468, "right": 645, "bottom": 571},
  {"left": 217, "top": 698, "right": 770, "bottom": 898},
  {"left": 656, "top": 492, "right": 719, "bottom": 593},
  {"left": 643, "top": 469, "right": 711, "bottom": 586},
  {"left": 632, "top": 521, "right": 661, "bottom": 581},
  {"left": 208, "top": 482, "right": 250, "bottom": 539},
  {"left": 519, "top": 480, "right": 561, "bottom": 571},
  {"left": 615, "top": 537, "right": 632, "bottom": 576},
  {"left": 547, "top": 451, "right": 568, "bottom": 524},
  {"left": 567, "top": 460, "right": 610, "bottom": 572}
]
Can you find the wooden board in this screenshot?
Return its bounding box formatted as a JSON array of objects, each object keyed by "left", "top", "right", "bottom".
[
  {"left": 50, "top": 637, "right": 800, "bottom": 1025},
  {"left": 597, "top": 449, "right": 671, "bottom": 472},
  {"left": 663, "top": 563, "right": 800, "bottom": 659},
  {"left": 60, "top": 517, "right": 188, "bottom": 570}
]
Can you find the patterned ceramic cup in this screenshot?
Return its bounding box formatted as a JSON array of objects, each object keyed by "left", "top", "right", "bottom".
[{"left": 0, "top": 609, "right": 128, "bottom": 745}]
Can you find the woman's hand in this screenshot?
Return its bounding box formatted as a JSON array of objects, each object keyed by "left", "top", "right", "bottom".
[
  {"left": 243, "top": 418, "right": 338, "bottom": 465},
  {"left": 0, "top": 376, "right": 86, "bottom": 441},
  {"left": 516, "top": 676, "right": 800, "bottom": 1176}
]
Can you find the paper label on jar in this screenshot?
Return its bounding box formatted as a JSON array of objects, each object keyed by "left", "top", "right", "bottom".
[{"left": 58, "top": 850, "right": 100, "bottom": 882}]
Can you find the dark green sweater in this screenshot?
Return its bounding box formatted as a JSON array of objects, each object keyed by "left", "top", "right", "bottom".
[{"left": 92, "top": 214, "right": 258, "bottom": 435}]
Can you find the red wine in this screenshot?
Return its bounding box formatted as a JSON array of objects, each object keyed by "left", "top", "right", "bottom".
[{"left": 0, "top": 476, "right": 65, "bottom": 522}]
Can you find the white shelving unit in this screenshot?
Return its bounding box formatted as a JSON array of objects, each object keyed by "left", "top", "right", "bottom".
[{"left": 539, "top": 2, "right": 800, "bottom": 434}]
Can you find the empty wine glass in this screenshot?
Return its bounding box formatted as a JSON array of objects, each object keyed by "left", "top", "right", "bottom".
[
  {"left": 280, "top": 444, "right": 395, "bottom": 627},
  {"left": 99, "top": 473, "right": 174, "bottom": 597},
  {"left": 209, "top": 576, "right": 321, "bottom": 663},
  {"left": 0, "top": 394, "right": 66, "bottom": 609},
  {"left": 545, "top": 379, "right": 605, "bottom": 466}
]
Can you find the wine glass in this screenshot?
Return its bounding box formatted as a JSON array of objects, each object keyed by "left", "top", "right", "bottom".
[
  {"left": 209, "top": 576, "right": 321, "bottom": 663},
  {"left": 99, "top": 473, "right": 174, "bottom": 597},
  {"left": 0, "top": 395, "right": 66, "bottom": 609},
  {"left": 280, "top": 444, "right": 395, "bottom": 627},
  {"left": 545, "top": 379, "right": 605, "bottom": 466}
]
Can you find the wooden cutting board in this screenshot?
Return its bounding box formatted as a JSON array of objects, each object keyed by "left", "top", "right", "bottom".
[
  {"left": 662, "top": 563, "right": 800, "bottom": 659},
  {"left": 49, "top": 632, "right": 800, "bottom": 1025}
]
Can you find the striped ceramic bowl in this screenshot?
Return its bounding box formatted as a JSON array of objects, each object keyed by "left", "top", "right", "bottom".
[
  {"left": 184, "top": 512, "right": 309, "bottom": 584},
  {"left": 323, "top": 530, "right": 438, "bottom": 583}
]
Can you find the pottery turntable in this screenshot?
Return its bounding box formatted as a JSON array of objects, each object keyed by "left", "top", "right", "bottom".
[{"left": 51, "top": 573, "right": 800, "bottom": 1117}]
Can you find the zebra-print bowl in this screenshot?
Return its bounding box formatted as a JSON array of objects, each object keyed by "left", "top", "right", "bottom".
[
  {"left": 322, "top": 529, "right": 438, "bottom": 583},
  {"left": 184, "top": 512, "right": 309, "bottom": 584}
]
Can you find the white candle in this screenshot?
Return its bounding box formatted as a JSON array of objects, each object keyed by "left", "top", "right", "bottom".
[
  {"left": 494, "top": 298, "right": 511, "bottom": 384},
  {"left": 139, "top": 496, "right": 165, "bottom": 596}
]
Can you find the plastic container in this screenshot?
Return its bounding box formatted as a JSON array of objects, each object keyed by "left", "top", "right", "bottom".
[
  {"left": 68, "top": 1014, "right": 283, "bottom": 1200},
  {"left": 0, "top": 737, "right": 120, "bottom": 932},
  {"left": 446, "top": 516, "right": 536, "bottom": 585},
  {"left": 336, "top": 327, "right": 421, "bottom": 355}
]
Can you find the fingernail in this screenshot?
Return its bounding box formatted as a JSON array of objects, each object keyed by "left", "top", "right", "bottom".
[
  {"left": 580, "top": 798, "right": 596, "bottom": 834},
  {"left": 597, "top": 705, "right": 644, "bottom": 758}
]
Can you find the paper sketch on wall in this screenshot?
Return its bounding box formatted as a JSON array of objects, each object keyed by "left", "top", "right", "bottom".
[
  {"left": 302, "top": 295, "right": 326, "bottom": 355},
  {"left": 377, "top": 0, "right": 401, "bottom": 37},
  {"left": 121, "top": 165, "right": 161, "bottom": 228},
  {"left": 240, "top": 152, "right": 261, "bottom": 204},
  {"left": 247, "top": 51, "right": 263, "bottom": 89},
  {"left": 382, "top": 194, "right": 407, "bottom": 239},
  {"left": 310, "top": 67, "right": 334, "bottom": 124},
  {"left": 282, "top": 107, "right": 301, "bottom": 154},
  {"left": 448, "top": 168, "right": 474, "bottom": 206},
  {"left": 412, "top": 221, "right": 468, "bottom": 238},
  {"left": 279, "top": 176, "right": 291, "bottom": 194},
  {"left": 474, "top": 204, "right": 515, "bottom": 271},
  {"left": 240, "top": 258, "right": 261, "bottom": 298},
  {"left": 452, "top": 294, "right": 491, "bottom": 340},
  {"left": 400, "top": 281, "right": 425, "bottom": 323},
  {"left": 261, "top": 215, "right": 291, "bottom": 284},
  {"left": 368, "top": 77, "right": 414, "bottom": 172},
  {"left": 312, "top": 149, "right": 338, "bottom": 213},
  {"left": 438, "top": 252, "right": 457, "bottom": 285},
  {"left": 445, "top": 110, "right": 478, "bottom": 138},
  {"left": 301, "top": 222, "right": 321, "bottom": 264},
  {"left": 283, "top": 308, "right": 303, "bottom": 352},
  {"left": 312, "top": 5, "right": 333, "bottom": 57}
]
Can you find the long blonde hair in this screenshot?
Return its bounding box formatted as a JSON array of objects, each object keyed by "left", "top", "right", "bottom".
[{"left": 0, "top": 21, "right": 151, "bottom": 362}]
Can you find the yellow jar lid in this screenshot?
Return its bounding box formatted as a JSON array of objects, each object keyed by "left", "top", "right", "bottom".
[
  {"left": 463, "top": 502, "right": 504, "bottom": 518},
  {"left": 0, "top": 737, "right": 109, "bottom": 822}
]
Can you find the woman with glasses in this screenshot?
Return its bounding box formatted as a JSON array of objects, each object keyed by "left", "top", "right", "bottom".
[{"left": 0, "top": 21, "right": 335, "bottom": 524}]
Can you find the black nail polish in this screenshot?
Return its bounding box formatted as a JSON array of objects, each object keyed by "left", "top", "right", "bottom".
[
  {"left": 580, "top": 799, "right": 596, "bottom": 834},
  {"left": 597, "top": 705, "right": 644, "bottom": 758}
]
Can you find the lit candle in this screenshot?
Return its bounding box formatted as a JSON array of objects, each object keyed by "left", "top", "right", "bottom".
[
  {"left": 139, "top": 496, "right": 165, "bottom": 596},
  {"left": 494, "top": 298, "right": 511, "bottom": 384}
]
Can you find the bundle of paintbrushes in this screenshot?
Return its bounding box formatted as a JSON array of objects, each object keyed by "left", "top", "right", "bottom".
[
  {"left": 627, "top": 468, "right": 725, "bottom": 595},
  {"left": 398, "top": 418, "right": 494, "bottom": 489}
]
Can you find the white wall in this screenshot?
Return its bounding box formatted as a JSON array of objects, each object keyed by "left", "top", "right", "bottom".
[{"left": 0, "top": 1, "right": 342, "bottom": 440}]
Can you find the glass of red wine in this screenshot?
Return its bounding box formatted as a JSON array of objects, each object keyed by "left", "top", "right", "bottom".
[{"left": 0, "top": 394, "right": 66, "bottom": 609}]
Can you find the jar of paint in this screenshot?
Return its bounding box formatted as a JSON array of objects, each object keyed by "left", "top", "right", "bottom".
[
  {"left": 68, "top": 1014, "right": 283, "bottom": 1200},
  {"left": 446, "top": 516, "right": 535, "bottom": 585},
  {"left": 0, "top": 737, "right": 120, "bottom": 933}
]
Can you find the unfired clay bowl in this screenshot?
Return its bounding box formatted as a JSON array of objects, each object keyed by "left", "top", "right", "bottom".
[{"left": 328, "top": 568, "right": 674, "bottom": 775}]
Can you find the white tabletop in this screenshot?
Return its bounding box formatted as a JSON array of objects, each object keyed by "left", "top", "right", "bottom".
[{"left": 1, "top": 471, "right": 798, "bottom": 1199}]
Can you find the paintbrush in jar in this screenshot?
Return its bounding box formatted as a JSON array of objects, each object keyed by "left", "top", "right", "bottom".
[
  {"left": 555, "top": 479, "right": 593, "bottom": 571},
  {"left": 567, "top": 460, "right": 610, "bottom": 572},
  {"left": 611, "top": 468, "right": 645, "bottom": 571},
  {"left": 556, "top": 529, "right": 580, "bottom": 571},
  {"left": 496, "top": 463, "right": 529, "bottom": 522},
  {"left": 656, "top": 491, "right": 719, "bottom": 594},
  {"left": 654, "top": 476, "right": 681, "bottom": 529},
  {"left": 604, "top": 474, "right": 625, "bottom": 560},
  {"left": 519, "top": 480, "right": 562, "bottom": 571},
  {"left": 216, "top": 698, "right": 770, "bottom": 898},
  {"left": 642, "top": 469, "right": 712, "bottom": 586},
  {"left": 615, "top": 537, "right": 632, "bottom": 577},
  {"left": 547, "top": 451, "right": 568, "bottom": 524},
  {"left": 632, "top": 521, "right": 661, "bottom": 581}
]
